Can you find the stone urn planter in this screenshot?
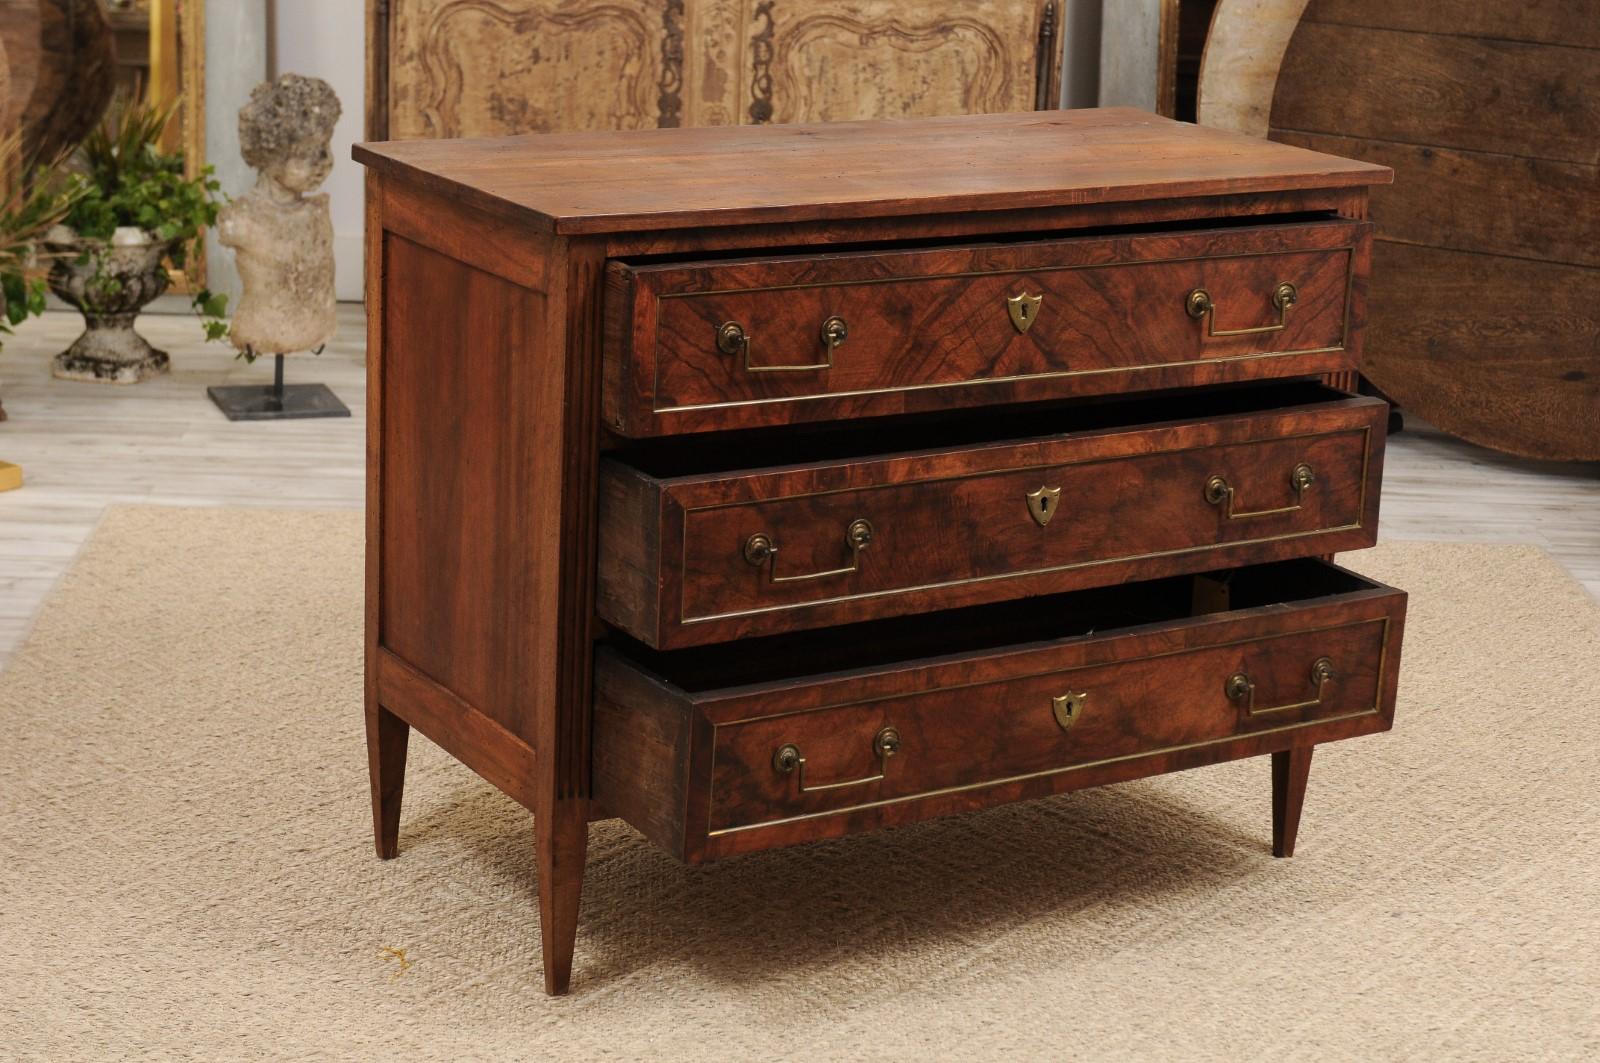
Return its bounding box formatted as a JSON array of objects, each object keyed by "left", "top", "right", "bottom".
[{"left": 45, "top": 226, "right": 175, "bottom": 384}]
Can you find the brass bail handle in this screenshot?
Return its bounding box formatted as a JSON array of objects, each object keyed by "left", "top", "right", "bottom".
[
  {"left": 744, "top": 518, "right": 874, "bottom": 584},
  {"left": 1205, "top": 462, "right": 1315, "bottom": 520},
  {"left": 1227, "top": 657, "right": 1335, "bottom": 717},
  {"left": 773, "top": 725, "right": 901, "bottom": 794},
  {"left": 1186, "top": 281, "right": 1298, "bottom": 338},
  {"left": 716, "top": 315, "right": 849, "bottom": 373}
]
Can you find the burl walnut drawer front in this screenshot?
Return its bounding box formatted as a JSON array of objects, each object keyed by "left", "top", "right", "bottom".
[
  {"left": 593, "top": 560, "right": 1407, "bottom": 862},
  {"left": 603, "top": 218, "right": 1370, "bottom": 436},
  {"left": 597, "top": 384, "right": 1387, "bottom": 649}
]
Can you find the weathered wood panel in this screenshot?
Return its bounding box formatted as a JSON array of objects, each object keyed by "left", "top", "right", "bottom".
[
  {"left": 388, "top": 0, "right": 667, "bottom": 139},
  {"left": 1305, "top": 0, "right": 1600, "bottom": 50},
  {"left": 373, "top": 0, "right": 1063, "bottom": 141},
  {"left": 1273, "top": 22, "right": 1600, "bottom": 165},
  {"left": 1196, "top": 0, "right": 1309, "bottom": 137},
  {"left": 1268, "top": 1, "right": 1600, "bottom": 459},
  {"left": 1364, "top": 241, "right": 1600, "bottom": 461},
  {"left": 1275, "top": 131, "right": 1600, "bottom": 269}
]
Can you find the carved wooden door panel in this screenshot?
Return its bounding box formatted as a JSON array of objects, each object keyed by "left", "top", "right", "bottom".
[
  {"left": 751, "top": 0, "right": 1058, "bottom": 124},
  {"left": 384, "top": 0, "right": 671, "bottom": 139},
  {"left": 369, "top": 0, "right": 1062, "bottom": 140}
]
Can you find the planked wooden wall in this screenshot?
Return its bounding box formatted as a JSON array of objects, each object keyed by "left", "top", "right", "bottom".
[{"left": 1268, "top": 0, "right": 1600, "bottom": 460}]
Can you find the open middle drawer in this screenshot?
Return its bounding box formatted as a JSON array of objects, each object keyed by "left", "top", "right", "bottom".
[{"left": 598, "top": 381, "right": 1387, "bottom": 649}]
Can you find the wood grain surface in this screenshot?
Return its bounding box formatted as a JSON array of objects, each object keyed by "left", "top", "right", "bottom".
[
  {"left": 356, "top": 109, "right": 1398, "bottom": 992},
  {"left": 1196, "top": 0, "right": 1310, "bottom": 137},
  {"left": 606, "top": 218, "right": 1370, "bottom": 435},
  {"left": 598, "top": 385, "right": 1388, "bottom": 647},
  {"left": 353, "top": 108, "right": 1391, "bottom": 235},
  {"left": 593, "top": 559, "right": 1407, "bottom": 862},
  {"left": 1269, "top": 0, "right": 1600, "bottom": 459},
  {"left": 5, "top": 0, "right": 116, "bottom": 163}
]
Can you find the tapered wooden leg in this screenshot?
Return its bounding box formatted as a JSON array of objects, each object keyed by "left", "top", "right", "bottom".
[
  {"left": 1272, "top": 745, "right": 1314, "bottom": 858},
  {"left": 536, "top": 798, "right": 589, "bottom": 995},
  {"left": 365, "top": 703, "right": 409, "bottom": 859}
]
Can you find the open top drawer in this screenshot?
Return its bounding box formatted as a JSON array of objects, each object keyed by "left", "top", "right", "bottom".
[{"left": 603, "top": 217, "right": 1371, "bottom": 436}]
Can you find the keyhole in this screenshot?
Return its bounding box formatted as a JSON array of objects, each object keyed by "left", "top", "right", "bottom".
[
  {"left": 1039, "top": 495, "right": 1049, "bottom": 514},
  {"left": 1019, "top": 304, "right": 1031, "bottom": 322}
]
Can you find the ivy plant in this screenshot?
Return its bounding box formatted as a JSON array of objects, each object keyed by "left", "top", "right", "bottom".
[
  {"left": 0, "top": 131, "right": 86, "bottom": 352},
  {"left": 61, "top": 94, "right": 229, "bottom": 342}
]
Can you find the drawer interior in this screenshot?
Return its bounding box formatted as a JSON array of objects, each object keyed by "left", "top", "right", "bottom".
[
  {"left": 608, "top": 379, "right": 1362, "bottom": 477},
  {"left": 615, "top": 209, "right": 1345, "bottom": 266},
  {"left": 609, "top": 557, "right": 1382, "bottom": 693}
]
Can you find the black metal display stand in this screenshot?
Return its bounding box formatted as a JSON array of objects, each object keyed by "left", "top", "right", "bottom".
[{"left": 207, "top": 353, "right": 351, "bottom": 421}]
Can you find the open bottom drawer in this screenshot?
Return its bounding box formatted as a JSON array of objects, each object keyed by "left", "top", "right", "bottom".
[{"left": 593, "top": 558, "right": 1406, "bottom": 862}]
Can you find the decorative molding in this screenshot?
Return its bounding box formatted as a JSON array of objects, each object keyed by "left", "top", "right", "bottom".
[
  {"left": 204, "top": 0, "right": 269, "bottom": 302},
  {"left": 766, "top": 11, "right": 1012, "bottom": 124},
  {"left": 657, "top": 0, "right": 684, "bottom": 127},
  {"left": 367, "top": 0, "right": 391, "bottom": 140},
  {"left": 370, "top": 0, "right": 1065, "bottom": 138},
  {"left": 400, "top": 1, "right": 656, "bottom": 138},
  {"left": 1034, "top": 0, "right": 1057, "bottom": 110},
  {"left": 748, "top": 0, "right": 775, "bottom": 124}
]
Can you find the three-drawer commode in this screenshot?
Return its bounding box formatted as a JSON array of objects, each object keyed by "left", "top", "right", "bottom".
[{"left": 356, "top": 108, "right": 1404, "bottom": 993}]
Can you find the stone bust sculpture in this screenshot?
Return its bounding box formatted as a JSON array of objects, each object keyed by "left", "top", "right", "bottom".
[{"left": 217, "top": 74, "right": 341, "bottom": 358}]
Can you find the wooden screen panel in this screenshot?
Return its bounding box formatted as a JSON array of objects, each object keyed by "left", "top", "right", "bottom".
[
  {"left": 371, "top": 0, "right": 1063, "bottom": 140},
  {"left": 758, "top": 0, "right": 1058, "bottom": 124},
  {"left": 386, "top": 0, "right": 669, "bottom": 139}
]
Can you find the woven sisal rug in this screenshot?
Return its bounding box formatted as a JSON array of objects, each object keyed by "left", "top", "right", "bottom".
[{"left": 1, "top": 506, "right": 1596, "bottom": 1059}]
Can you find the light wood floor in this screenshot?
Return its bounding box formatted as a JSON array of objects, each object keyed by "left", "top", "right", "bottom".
[{"left": 0, "top": 306, "right": 1595, "bottom": 664}]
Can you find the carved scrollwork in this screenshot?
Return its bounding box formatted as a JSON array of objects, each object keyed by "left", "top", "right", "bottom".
[
  {"left": 658, "top": 0, "right": 686, "bottom": 128},
  {"left": 748, "top": 0, "right": 776, "bottom": 124},
  {"left": 395, "top": 0, "right": 661, "bottom": 139},
  {"left": 760, "top": 6, "right": 1027, "bottom": 125}
]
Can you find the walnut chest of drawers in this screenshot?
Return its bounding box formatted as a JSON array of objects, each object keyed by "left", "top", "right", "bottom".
[{"left": 354, "top": 109, "right": 1404, "bottom": 995}]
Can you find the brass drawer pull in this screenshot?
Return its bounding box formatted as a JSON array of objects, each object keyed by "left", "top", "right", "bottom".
[
  {"left": 1186, "top": 281, "right": 1298, "bottom": 338},
  {"left": 1227, "top": 657, "right": 1335, "bottom": 717},
  {"left": 716, "top": 315, "right": 849, "bottom": 373},
  {"left": 773, "top": 726, "right": 901, "bottom": 793},
  {"left": 1205, "top": 462, "right": 1315, "bottom": 520},
  {"left": 744, "top": 518, "right": 873, "bottom": 584}
]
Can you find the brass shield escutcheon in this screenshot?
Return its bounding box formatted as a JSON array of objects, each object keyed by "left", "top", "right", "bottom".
[
  {"left": 1007, "top": 291, "right": 1043, "bottom": 333},
  {"left": 1027, "top": 485, "right": 1062, "bottom": 527},
  {"left": 1052, "top": 692, "right": 1087, "bottom": 732}
]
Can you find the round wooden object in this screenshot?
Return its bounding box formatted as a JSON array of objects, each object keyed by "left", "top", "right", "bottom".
[
  {"left": 6, "top": 0, "right": 115, "bottom": 163},
  {"left": 1196, "top": 0, "right": 1310, "bottom": 138},
  {"left": 1265, "top": 0, "right": 1600, "bottom": 460}
]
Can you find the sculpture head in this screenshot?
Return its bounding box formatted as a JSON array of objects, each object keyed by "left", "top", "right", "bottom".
[{"left": 238, "top": 73, "right": 341, "bottom": 196}]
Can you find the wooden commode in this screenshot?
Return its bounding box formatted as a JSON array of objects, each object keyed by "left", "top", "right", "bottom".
[{"left": 355, "top": 109, "right": 1404, "bottom": 994}]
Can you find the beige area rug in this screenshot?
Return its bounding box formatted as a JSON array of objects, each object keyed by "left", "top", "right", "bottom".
[{"left": 2, "top": 506, "right": 1597, "bottom": 1060}]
